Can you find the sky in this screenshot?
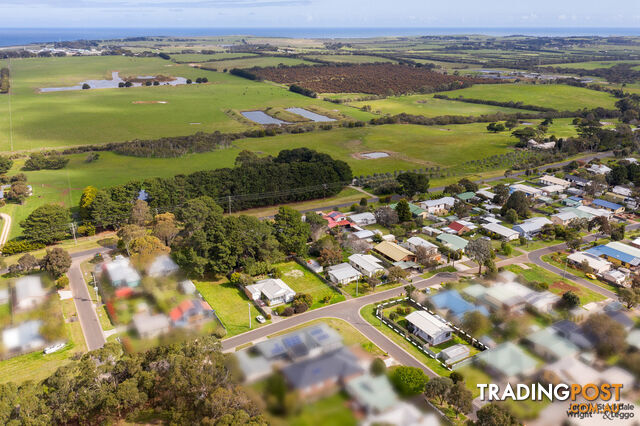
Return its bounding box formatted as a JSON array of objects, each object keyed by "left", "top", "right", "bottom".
[{"left": 2, "top": 0, "right": 639, "bottom": 28}]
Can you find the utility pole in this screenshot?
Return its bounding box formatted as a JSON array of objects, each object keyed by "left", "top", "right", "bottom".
[
  {"left": 356, "top": 279, "right": 359, "bottom": 297},
  {"left": 563, "top": 257, "right": 568, "bottom": 278},
  {"left": 248, "top": 303, "right": 251, "bottom": 329},
  {"left": 69, "top": 222, "right": 78, "bottom": 245}
]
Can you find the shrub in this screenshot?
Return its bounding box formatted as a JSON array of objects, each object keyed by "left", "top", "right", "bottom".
[
  {"left": 78, "top": 224, "right": 96, "bottom": 236},
  {"left": 56, "top": 276, "right": 69, "bottom": 289},
  {"left": 281, "top": 307, "right": 295, "bottom": 316},
  {"left": 2, "top": 240, "right": 45, "bottom": 255},
  {"left": 293, "top": 301, "right": 308, "bottom": 314}
]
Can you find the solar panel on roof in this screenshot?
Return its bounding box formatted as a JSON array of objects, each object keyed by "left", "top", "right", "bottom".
[{"left": 283, "top": 335, "right": 303, "bottom": 348}]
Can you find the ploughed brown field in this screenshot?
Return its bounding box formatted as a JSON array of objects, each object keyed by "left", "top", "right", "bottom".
[{"left": 253, "top": 63, "right": 494, "bottom": 95}]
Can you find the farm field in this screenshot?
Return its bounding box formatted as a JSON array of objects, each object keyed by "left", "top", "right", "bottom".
[
  {"left": 0, "top": 56, "right": 372, "bottom": 151},
  {"left": 349, "top": 94, "right": 534, "bottom": 116},
  {"left": 196, "top": 56, "right": 316, "bottom": 70},
  {"left": 170, "top": 52, "right": 258, "bottom": 62},
  {"left": 303, "top": 54, "right": 395, "bottom": 64},
  {"left": 438, "top": 83, "right": 618, "bottom": 111},
  {"left": 547, "top": 60, "right": 640, "bottom": 70}
]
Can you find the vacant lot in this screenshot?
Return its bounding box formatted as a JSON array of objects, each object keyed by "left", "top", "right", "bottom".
[
  {"left": 438, "top": 83, "right": 618, "bottom": 111},
  {"left": 195, "top": 279, "right": 269, "bottom": 337},
  {"left": 277, "top": 261, "right": 345, "bottom": 309},
  {"left": 254, "top": 63, "right": 489, "bottom": 95},
  {"left": 350, "top": 94, "right": 533, "bottom": 116},
  {"left": 0, "top": 56, "right": 371, "bottom": 151}
]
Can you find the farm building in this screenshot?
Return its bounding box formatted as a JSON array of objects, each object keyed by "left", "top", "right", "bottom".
[
  {"left": 245, "top": 278, "right": 296, "bottom": 306},
  {"left": 405, "top": 310, "right": 453, "bottom": 346},
  {"left": 374, "top": 241, "right": 415, "bottom": 263},
  {"left": 327, "top": 263, "right": 362, "bottom": 285}
]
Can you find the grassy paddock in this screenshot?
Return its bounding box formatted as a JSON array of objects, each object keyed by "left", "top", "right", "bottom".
[{"left": 276, "top": 261, "right": 345, "bottom": 309}]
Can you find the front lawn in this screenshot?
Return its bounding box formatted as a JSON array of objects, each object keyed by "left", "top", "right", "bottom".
[
  {"left": 505, "top": 264, "right": 606, "bottom": 305},
  {"left": 277, "top": 262, "right": 345, "bottom": 309},
  {"left": 195, "top": 279, "right": 270, "bottom": 337},
  {"left": 268, "top": 392, "right": 357, "bottom": 426},
  {"left": 541, "top": 254, "right": 619, "bottom": 294}
]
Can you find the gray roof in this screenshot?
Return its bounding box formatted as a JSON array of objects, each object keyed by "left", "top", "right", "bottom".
[
  {"left": 132, "top": 313, "right": 170, "bottom": 335},
  {"left": 405, "top": 310, "right": 452, "bottom": 337},
  {"left": 104, "top": 256, "right": 141, "bottom": 285},
  {"left": 0, "top": 288, "right": 9, "bottom": 304},
  {"left": 255, "top": 323, "right": 343, "bottom": 360},
  {"left": 282, "top": 347, "right": 362, "bottom": 389},
  {"left": 476, "top": 342, "right": 538, "bottom": 377},
  {"left": 14, "top": 275, "right": 46, "bottom": 303},
  {"left": 246, "top": 278, "right": 295, "bottom": 301},
  {"left": 527, "top": 328, "right": 579, "bottom": 359},
  {"left": 146, "top": 255, "right": 179, "bottom": 277},
  {"left": 327, "top": 262, "right": 362, "bottom": 282},
  {"left": 2, "top": 320, "right": 44, "bottom": 352}
]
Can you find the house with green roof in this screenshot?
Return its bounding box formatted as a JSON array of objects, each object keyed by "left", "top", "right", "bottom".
[
  {"left": 345, "top": 373, "right": 398, "bottom": 414},
  {"left": 457, "top": 191, "right": 476, "bottom": 202},
  {"left": 437, "top": 233, "right": 468, "bottom": 251},
  {"left": 390, "top": 202, "right": 427, "bottom": 218},
  {"left": 476, "top": 342, "right": 538, "bottom": 379},
  {"left": 525, "top": 328, "right": 579, "bottom": 361}
]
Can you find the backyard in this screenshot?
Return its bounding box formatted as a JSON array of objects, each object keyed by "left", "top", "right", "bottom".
[{"left": 276, "top": 261, "right": 346, "bottom": 309}]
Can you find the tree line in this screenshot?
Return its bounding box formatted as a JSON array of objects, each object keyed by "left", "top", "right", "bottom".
[{"left": 0, "top": 68, "right": 9, "bottom": 94}]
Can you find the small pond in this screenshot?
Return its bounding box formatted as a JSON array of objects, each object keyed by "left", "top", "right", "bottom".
[
  {"left": 285, "top": 107, "right": 336, "bottom": 122},
  {"left": 241, "top": 110, "right": 288, "bottom": 125},
  {"left": 361, "top": 152, "right": 389, "bottom": 159},
  {"left": 40, "top": 71, "right": 188, "bottom": 92}
]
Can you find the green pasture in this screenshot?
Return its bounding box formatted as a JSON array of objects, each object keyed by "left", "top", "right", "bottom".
[
  {"left": 170, "top": 52, "right": 258, "bottom": 62},
  {"left": 0, "top": 55, "right": 371, "bottom": 151},
  {"left": 439, "top": 83, "right": 618, "bottom": 111},
  {"left": 303, "top": 54, "right": 395, "bottom": 64},
  {"left": 547, "top": 60, "right": 640, "bottom": 70},
  {"left": 349, "top": 94, "right": 534, "bottom": 116}
]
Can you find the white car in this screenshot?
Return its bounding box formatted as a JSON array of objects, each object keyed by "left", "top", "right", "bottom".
[
  {"left": 256, "top": 315, "right": 266, "bottom": 324},
  {"left": 43, "top": 342, "right": 66, "bottom": 355}
]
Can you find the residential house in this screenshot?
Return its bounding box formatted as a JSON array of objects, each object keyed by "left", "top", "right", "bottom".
[
  {"left": 421, "top": 226, "right": 442, "bottom": 236},
  {"left": 632, "top": 237, "right": 640, "bottom": 249},
  {"left": 430, "top": 289, "right": 488, "bottom": 322},
  {"left": 539, "top": 175, "right": 570, "bottom": 188},
  {"left": 348, "top": 212, "right": 376, "bottom": 226},
  {"left": 146, "top": 254, "right": 179, "bottom": 277},
  {"left": 353, "top": 229, "right": 375, "bottom": 240},
  {"left": 322, "top": 211, "right": 351, "bottom": 229},
  {"left": 510, "top": 184, "right": 542, "bottom": 198},
  {"left": 567, "top": 252, "right": 612, "bottom": 274},
  {"left": 525, "top": 291, "right": 561, "bottom": 314},
  {"left": 481, "top": 282, "right": 533, "bottom": 313},
  {"left": 591, "top": 199, "right": 625, "bottom": 214},
  {"left": 236, "top": 349, "right": 274, "bottom": 383},
  {"left": 362, "top": 402, "right": 440, "bottom": 426},
  {"left": 281, "top": 347, "right": 363, "bottom": 398},
  {"left": 103, "top": 256, "right": 141, "bottom": 288},
  {"left": 305, "top": 259, "right": 323, "bottom": 274},
  {"left": 169, "top": 299, "right": 215, "bottom": 327},
  {"left": 476, "top": 189, "right": 496, "bottom": 200},
  {"left": 576, "top": 205, "right": 612, "bottom": 218},
  {"left": 551, "top": 320, "right": 595, "bottom": 351},
  {"left": 437, "top": 344, "right": 470, "bottom": 365},
  {"left": 245, "top": 278, "right": 296, "bottom": 306},
  {"left": 513, "top": 217, "right": 553, "bottom": 237},
  {"left": 345, "top": 373, "right": 398, "bottom": 414},
  {"left": 562, "top": 196, "right": 583, "bottom": 207},
  {"left": 404, "top": 237, "right": 440, "bottom": 262},
  {"left": 606, "top": 310, "right": 634, "bottom": 331},
  {"left": 374, "top": 241, "right": 415, "bottom": 263},
  {"left": 348, "top": 254, "right": 385, "bottom": 278},
  {"left": 132, "top": 312, "right": 171, "bottom": 338},
  {"left": 444, "top": 220, "right": 471, "bottom": 235},
  {"left": 551, "top": 211, "right": 578, "bottom": 226},
  {"left": 525, "top": 327, "right": 579, "bottom": 361},
  {"left": 476, "top": 342, "right": 538, "bottom": 380},
  {"left": 540, "top": 184, "right": 566, "bottom": 195},
  {"left": 405, "top": 310, "right": 453, "bottom": 345},
  {"left": 436, "top": 233, "right": 468, "bottom": 251},
  {"left": 390, "top": 202, "right": 427, "bottom": 219},
  {"left": 14, "top": 275, "right": 47, "bottom": 311},
  {"left": 2, "top": 320, "right": 45, "bottom": 353},
  {"left": 179, "top": 279, "right": 197, "bottom": 295},
  {"left": 612, "top": 186, "right": 632, "bottom": 197},
  {"left": 482, "top": 222, "right": 519, "bottom": 241},
  {"left": 327, "top": 263, "right": 362, "bottom": 285},
  {"left": 587, "top": 164, "right": 612, "bottom": 175},
  {"left": 419, "top": 197, "right": 455, "bottom": 214},
  {"left": 0, "top": 288, "right": 9, "bottom": 305},
  {"left": 602, "top": 269, "right": 628, "bottom": 286},
  {"left": 565, "top": 175, "right": 590, "bottom": 187},
  {"left": 587, "top": 242, "right": 640, "bottom": 269},
  {"left": 456, "top": 191, "right": 476, "bottom": 202},
  {"left": 254, "top": 323, "right": 343, "bottom": 362}
]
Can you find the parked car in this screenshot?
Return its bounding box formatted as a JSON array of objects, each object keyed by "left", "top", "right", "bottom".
[
  {"left": 586, "top": 273, "right": 597, "bottom": 280},
  {"left": 256, "top": 315, "right": 266, "bottom": 324}
]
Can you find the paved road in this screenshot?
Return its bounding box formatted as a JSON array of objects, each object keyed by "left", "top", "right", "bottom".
[
  {"left": 67, "top": 247, "right": 112, "bottom": 351},
  {"left": 0, "top": 213, "right": 11, "bottom": 248}
]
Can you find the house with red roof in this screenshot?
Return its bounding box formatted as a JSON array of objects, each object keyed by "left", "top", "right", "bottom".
[
  {"left": 322, "top": 211, "right": 351, "bottom": 229},
  {"left": 446, "top": 221, "right": 471, "bottom": 235},
  {"left": 169, "top": 299, "right": 215, "bottom": 328}
]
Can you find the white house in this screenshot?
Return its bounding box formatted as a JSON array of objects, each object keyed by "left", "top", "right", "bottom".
[
  {"left": 551, "top": 211, "right": 578, "bottom": 226},
  {"left": 612, "top": 186, "right": 632, "bottom": 197},
  {"left": 476, "top": 189, "right": 496, "bottom": 200},
  {"left": 103, "top": 256, "right": 141, "bottom": 288},
  {"left": 602, "top": 269, "right": 628, "bottom": 286},
  {"left": 567, "top": 252, "right": 612, "bottom": 274},
  {"left": 2, "top": 320, "right": 45, "bottom": 353},
  {"left": 540, "top": 184, "right": 566, "bottom": 195},
  {"left": 587, "top": 164, "right": 612, "bottom": 175},
  {"left": 245, "top": 278, "right": 296, "bottom": 306},
  {"left": 146, "top": 254, "right": 179, "bottom": 277},
  {"left": 419, "top": 197, "right": 455, "bottom": 214},
  {"left": 405, "top": 310, "right": 453, "bottom": 346},
  {"left": 510, "top": 184, "right": 542, "bottom": 198},
  {"left": 513, "top": 217, "right": 552, "bottom": 237},
  {"left": 539, "top": 175, "right": 570, "bottom": 188},
  {"left": 349, "top": 212, "right": 376, "bottom": 226},
  {"left": 348, "top": 254, "right": 385, "bottom": 278},
  {"left": 14, "top": 275, "right": 47, "bottom": 311},
  {"left": 353, "top": 229, "right": 375, "bottom": 240},
  {"left": 327, "top": 263, "right": 362, "bottom": 285},
  {"left": 481, "top": 223, "right": 519, "bottom": 241}
]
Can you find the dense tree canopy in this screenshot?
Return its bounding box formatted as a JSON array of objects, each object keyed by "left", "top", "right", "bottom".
[{"left": 20, "top": 204, "right": 70, "bottom": 244}]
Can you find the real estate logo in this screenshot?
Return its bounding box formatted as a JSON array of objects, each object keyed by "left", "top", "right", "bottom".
[{"left": 477, "top": 383, "right": 635, "bottom": 421}]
